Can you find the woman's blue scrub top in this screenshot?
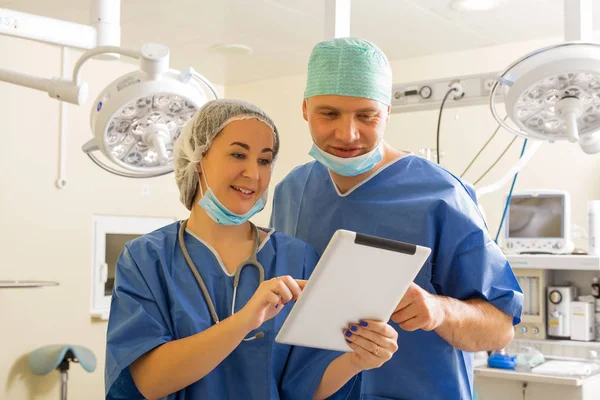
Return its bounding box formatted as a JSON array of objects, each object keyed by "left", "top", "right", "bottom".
[{"left": 105, "top": 222, "right": 353, "bottom": 399}]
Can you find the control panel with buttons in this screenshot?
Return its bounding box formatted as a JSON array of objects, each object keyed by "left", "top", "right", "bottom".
[
  {"left": 515, "top": 323, "right": 545, "bottom": 339},
  {"left": 505, "top": 238, "right": 573, "bottom": 254}
]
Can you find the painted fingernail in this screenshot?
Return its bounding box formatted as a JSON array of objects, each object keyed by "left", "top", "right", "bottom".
[
  {"left": 345, "top": 339, "right": 352, "bottom": 343},
  {"left": 345, "top": 330, "right": 352, "bottom": 337},
  {"left": 275, "top": 304, "right": 279, "bottom": 309},
  {"left": 360, "top": 321, "right": 368, "bottom": 327},
  {"left": 350, "top": 325, "right": 358, "bottom": 332}
]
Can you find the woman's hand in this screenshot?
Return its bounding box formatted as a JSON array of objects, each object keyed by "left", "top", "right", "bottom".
[
  {"left": 237, "top": 276, "right": 306, "bottom": 332},
  {"left": 343, "top": 320, "right": 398, "bottom": 370}
]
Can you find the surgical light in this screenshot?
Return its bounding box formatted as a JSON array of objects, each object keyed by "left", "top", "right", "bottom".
[
  {"left": 490, "top": 43, "right": 600, "bottom": 154},
  {"left": 0, "top": 1, "right": 218, "bottom": 181},
  {"left": 389, "top": 0, "right": 599, "bottom": 197},
  {"left": 391, "top": 1, "right": 600, "bottom": 158},
  {"left": 489, "top": 0, "right": 600, "bottom": 154},
  {"left": 80, "top": 43, "right": 217, "bottom": 178}
]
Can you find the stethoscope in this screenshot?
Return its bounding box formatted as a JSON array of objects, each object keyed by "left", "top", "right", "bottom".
[{"left": 178, "top": 219, "right": 266, "bottom": 341}]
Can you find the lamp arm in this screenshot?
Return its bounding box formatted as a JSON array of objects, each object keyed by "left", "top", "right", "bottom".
[
  {"left": 0, "top": 0, "right": 120, "bottom": 49},
  {"left": 0, "top": 46, "right": 139, "bottom": 105},
  {"left": 72, "top": 46, "right": 141, "bottom": 85}
]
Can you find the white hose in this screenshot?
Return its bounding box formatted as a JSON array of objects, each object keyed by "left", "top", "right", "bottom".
[{"left": 476, "top": 140, "right": 543, "bottom": 198}]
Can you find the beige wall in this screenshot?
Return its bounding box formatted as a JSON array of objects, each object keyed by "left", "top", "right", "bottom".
[
  {"left": 3, "top": 31, "right": 600, "bottom": 399},
  {"left": 0, "top": 35, "right": 193, "bottom": 399},
  {"left": 236, "top": 36, "right": 600, "bottom": 250}
]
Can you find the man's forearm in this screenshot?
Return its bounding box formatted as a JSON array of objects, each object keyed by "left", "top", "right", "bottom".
[{"left": 434, "top": 297, "right": 514, "bottom": 352}]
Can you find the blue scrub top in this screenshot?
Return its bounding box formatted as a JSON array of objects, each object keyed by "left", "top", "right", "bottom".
[
  {"left": 105, "top": 221, "right": 354, "bottom": 400},
  {"left": 271, "top": 156, "right": 523, "bottom": 400}
]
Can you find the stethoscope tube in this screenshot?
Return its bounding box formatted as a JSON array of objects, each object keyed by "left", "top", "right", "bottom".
[{"left": 178, "top": 219, "right": 266, "bottom": 340}]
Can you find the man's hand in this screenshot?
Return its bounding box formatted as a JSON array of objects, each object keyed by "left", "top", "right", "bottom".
[{"left": 391, "top": 283, "right": 445, "bottom": 331}]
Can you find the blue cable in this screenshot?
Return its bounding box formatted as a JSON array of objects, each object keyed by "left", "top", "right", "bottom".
[{"left": 495, "top": 138, "right": 528, "bottom": 244}]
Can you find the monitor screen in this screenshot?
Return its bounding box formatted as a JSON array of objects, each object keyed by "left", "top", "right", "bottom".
[{"left": 508, "top": 195, "right": 564, "bottom": 238}]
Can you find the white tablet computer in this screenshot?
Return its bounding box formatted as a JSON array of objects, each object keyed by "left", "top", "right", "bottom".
[{"left": 275, "top": 230, "right": 431, "bottom": 352}]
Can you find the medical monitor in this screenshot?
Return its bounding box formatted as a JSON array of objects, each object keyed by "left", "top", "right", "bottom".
[{"left": 504, "top": 190, "right": 573, "bottom": 254}]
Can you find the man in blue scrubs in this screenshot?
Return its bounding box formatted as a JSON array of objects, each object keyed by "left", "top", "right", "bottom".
[{"left": 270, "top": 37, "right": 523, "bottom": 400}]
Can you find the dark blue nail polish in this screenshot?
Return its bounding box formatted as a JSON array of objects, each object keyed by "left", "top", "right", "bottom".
[
  {"left": 345, "top": 330, "right": 352, "bottom": 337},
  {"left": 345, "top": 339, "right": 352, "bottom": 343},
  {"left": 350, "top": 325, "right": 358, "bottom": 332},
  {"left": 360, "top": 321, "right": 368, "bottom": 327},
  {"left": 275, "top": 304, "right": 279, "bottom": 309}
]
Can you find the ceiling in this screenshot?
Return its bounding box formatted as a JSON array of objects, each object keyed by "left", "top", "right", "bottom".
[{"left": 0, "top": 0, "right": 595, "bottom": 85}]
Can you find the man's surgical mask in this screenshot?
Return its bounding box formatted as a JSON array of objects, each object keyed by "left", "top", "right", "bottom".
[{"left": 309, "top": 142, "right": 383, "bottom": 177}]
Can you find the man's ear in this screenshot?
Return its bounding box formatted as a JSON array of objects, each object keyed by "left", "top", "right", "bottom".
[{"left": 302, "top": 98, "right": 308, "bottom": 122}]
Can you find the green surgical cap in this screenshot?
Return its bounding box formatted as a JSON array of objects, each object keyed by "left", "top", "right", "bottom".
[{"left": 304, "top": 37, "right": 392, "bottom": 106}]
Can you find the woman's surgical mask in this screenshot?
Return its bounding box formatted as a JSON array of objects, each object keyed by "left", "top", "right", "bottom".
[
  {"left": 197, "top": 164, "right": 266, "bottom": 225},
  {"left": 309, "top": 141, "right": 383, "bottom": 176}
]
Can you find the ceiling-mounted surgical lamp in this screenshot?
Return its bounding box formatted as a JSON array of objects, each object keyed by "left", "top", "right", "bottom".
[
  {"left": 78, "top": 44, "right": 217, "bottom": 178},
  {"left": 0, "top": 0, "right": 217, "bottom": 179},
  {"left": 389, "top": 0, "right": 600, "bottom": 197},
  {"left": 490, "top": 43, "right": 600, "bottom": 155},
  {"left": 489, "top": 0, "right": 600, "bottom": 155}
]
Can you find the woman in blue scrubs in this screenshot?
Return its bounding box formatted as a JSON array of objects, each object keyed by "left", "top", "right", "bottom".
[{"left": 105, "top": 99, "right": 399, "bottom": 400}]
